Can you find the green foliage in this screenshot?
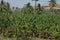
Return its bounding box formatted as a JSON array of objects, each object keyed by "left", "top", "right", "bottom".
[
  {"left": 0, "top": 11, "right": 60, "bottom": 40},
  {"left": 36, "top": 3, "right": 44, "bottom": 14},
  {"left": 21, "top": 3, "right": 34, "bottom": 14},
  {"left": 49, "top": 0, "right": 56, "bottom": 8},
  {"left": 0, "top": 35, "right": 12, "bottom": 40},
  {"left": 0, "top": 0, "right": 11, "bottom": 12},
  {"left": 0, "top": 0, "right": 60, "bottom": 40}
]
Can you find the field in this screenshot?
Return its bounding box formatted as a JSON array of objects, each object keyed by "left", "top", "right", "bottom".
[
  {"left": 0, "top": 11, "right": 60, "bottom": 40},
  {"left": 0, "top": 0, "right": 60, "bottom": 40}
]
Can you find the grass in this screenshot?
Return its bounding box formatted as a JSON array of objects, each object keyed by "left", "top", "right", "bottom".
[{"left": 0, "top": 36, "right": 12, "bottom": 40}]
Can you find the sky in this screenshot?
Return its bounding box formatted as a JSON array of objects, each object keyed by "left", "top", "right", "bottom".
[{"left": 0, "top": 0, "right": 60, "bottom": 8}]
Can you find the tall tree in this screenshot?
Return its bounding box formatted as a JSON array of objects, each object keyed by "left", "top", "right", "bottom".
[{"left": 49, "top": 0, "right": 56, "bottom": 8}]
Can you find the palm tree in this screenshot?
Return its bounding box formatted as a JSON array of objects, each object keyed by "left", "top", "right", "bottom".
[{"left": 49, "top": 0, "right": 56, "bottom": 8}]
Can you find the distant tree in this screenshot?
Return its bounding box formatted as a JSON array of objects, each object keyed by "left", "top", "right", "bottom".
[
  {"left": 12, "top": 7, "right": 15, "bottom": 10},
  {"left": 7, "top": 2, "right": 10, "bottom": 10},
  {"left": 6, "top": 2, "right": 12, "bottom": 12},
  {"left": 26, "top": 2, "right": 33, "bottom": 13},
  {"left": 32, "top": 0, "right": 38, "bottom": 8},
  {"left": 0, "top": 0, "right": 11, "bottom": 12},
  {"left": 0, "top": 0, "right": 4, "bottom": 12},
  {"left": 38, "top": 3, "right": 41, "bottom": 8},
  {"left": 32, "top": 0, "right": 39, "bottom": 13},
  {"left": 49, "top": 0, "right": 56, "bottom": 8},
  {"left": 1, "top": 0, "right": 4, "bottom": 4},
  {"left": 26, "top": 2, "right": 31, "bottom": 7},
  {"left": 36, "top": 3, "right": 43, "bottom": 14},
  {"left": 21, "top": 2, "right": 33, "bottom": 14}
]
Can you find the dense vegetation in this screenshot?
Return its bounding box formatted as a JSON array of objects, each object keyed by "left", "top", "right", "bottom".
[
  {"left": 0, "top": 0, "right": 60, "bottom": 40},
  {"left": 0, "top": 11, "right": 60, "bottom": 40}
]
